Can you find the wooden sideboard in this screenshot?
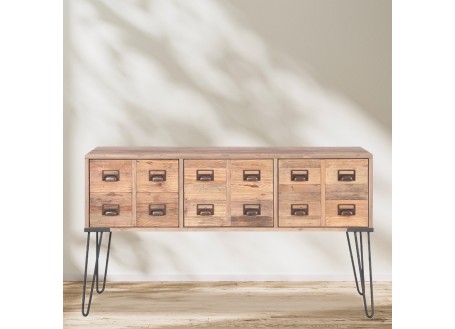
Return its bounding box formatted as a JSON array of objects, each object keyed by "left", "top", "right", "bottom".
[
  {"left": 82, "top": 147, "right": 375, "bottom": 318},
  {"left": 85, "top": 147, "right": 372, "bottom": 230}
]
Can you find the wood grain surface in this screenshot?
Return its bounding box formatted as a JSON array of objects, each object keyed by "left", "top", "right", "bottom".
[
  {"left": 136, "top": 160, "right": 179, "bottom": 193},
  {"left": 184, "top": 201, "right": 228, "bottom": 227},
  {"left": 86, "top": 147, "right": 372, "bottom": 159},
  {"left": 230, "top": 159, "right": 273, "bottom": 201},
  {"left": 325, "top": 159, "right": 368, "bottom": 200},
  {"left": 86, "top": 148, "right": 372, "bottom": 230},
  {"left": 136, "top": 192, "right": 178, "bottom": 227},
  {"left": 184, "top": 160, "right": 227, "bottom": 201},
  {"left": 325, "top": 200, "right": 369, "bottom": 227},
  {"left": 64, "top": 281, "right": 391, "bottom": 328},
  {"left": 89, "top": 160, "right": 133, "bottom": 193},
  {"left": 279, "top": 160, "right": 322, "bottom": 227},
  {"left": 89, "top": 192, "right": 133, "bottom": 227},
  {"left": 230, "top": 200, "right": 273, "bottom": 227}
]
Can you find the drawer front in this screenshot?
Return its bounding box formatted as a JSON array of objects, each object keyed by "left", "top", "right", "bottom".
[
  {"left": 325, "top": 200, "right": 368, "bottom": 227},
  {"left": 184, "top": 201, "right": 228, "bottom": 227},
  {"left": 279, "top": 200, "right": 321, "bottom": 227},
  {"left": 230, "top": 200, "right": 273, "bottom": 227},
  {"left": 278, "top": 160, "right": 321, "bottom": 227},
  {"left": 184, "top": 160, "right": 227, "bottom": 200},
  {"left": 279, "top": 159, "right": 321, "bottom": 185},
  {"left": 137, "top": 192, "right": 178, "bottom": 227},
  {"left": 325, "top": 159, "right": 368, "bottom": 200},
  {"left": 137, "top": 160, "right": 179, "bottom": 193},
  {"left": 90, "top": 160, "right": 133, "bottom": 193},
  {"left": 90, "top": 192, "right": 132, "bottom": 227},
  {"left": 230, "top": 160, "right": 273, "bottom": 201}
]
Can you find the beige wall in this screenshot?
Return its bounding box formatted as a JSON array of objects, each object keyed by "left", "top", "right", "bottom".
[{"left": 64, "top": 0, "right": 391, "bottom": 280}]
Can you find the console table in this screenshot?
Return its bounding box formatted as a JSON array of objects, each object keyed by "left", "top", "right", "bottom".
[{"left": 82, "top": 147, "right": 374, "bottom": 318}]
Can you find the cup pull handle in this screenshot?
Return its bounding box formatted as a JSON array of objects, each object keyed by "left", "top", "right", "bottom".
[
  {"left": 197, "top": 170, "right": 214, "bottom": 181},
  {"left": 291, "top": 204, "right": 308, "bottom": 216},
  {"left": 338, "top": 170, "right": 356, "bottom": 182},
  {"left": 102, "top": 204, "right": 119, "bottom": 216},
  {"left": 243, "top": 204, "right": 261, "bottom": 216},
  {"left": 291, "top": 170, "right": 308, "bottom": 182},
  {"left": 149, "top": 170, "right": 166, "bottom": 182},
  {"left": 149, "top": 204, "right": 166, "bottom": 216},
  {"left": 243, "top": 170, "right": 261, "bottom": 181},
  {"left": 102, "top": 170, "right": 119, "bottom": 182},
  {"left": 338, "top": 204, "right": 356, "bottom": 216},
  {"left": 197, "top": 204, "right": 214, "bottom": 216}
]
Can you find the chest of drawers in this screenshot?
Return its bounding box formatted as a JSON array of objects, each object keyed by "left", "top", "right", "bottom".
[
  {"left": 85, "top": 147, "right": 372, "bottom": 230},
  {"left": 82, "top": 147, "right": 375, "bottom": 318}
]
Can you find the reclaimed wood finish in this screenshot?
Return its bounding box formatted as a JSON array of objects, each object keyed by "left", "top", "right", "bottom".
[
  {"left": 85, "top": 147, "right": 372, "bottom": 230},
  {"left": 279, "top": 200, "right": 321, "bottom": 227},
  {"left": 325, "top": 200, "right": 369, "bottom": 227},
  {"left": 184, "top": 160, "right": 227, "bottom": 201},
  {"left": 231, "top": 200, "right": 273, "bottom": 227},
  {"left": 230, "top": 159, "right": 273, "bottom": 201},
  {"left": 325, "top": 159, "right": 368, "bottom": 200},
  {"left": 278, "top": 160, "right": 321, "bottom": 227},
  {"left": 325, "top": 159, "right": 369, "bottom": 227},
  {"left": 136, "top": 160, "right": 179, "bottom": 193},
  {"left": 136, "top": 192, "right": 178, "bottom": 227},
  {"left": 89, "top": 160, "right": 133, "bottom": 193},
  {"left": 89, "top": 192, "right": 132, "bottom": 227},
  {"left": 86, "top": 147, "right": 373, "bottom": 159},
  {"left": 64, "top": 281, "right": 392, "bottom": 328},
  {"left": 184, "top": 201, "right": 228, "bottom": 227}
]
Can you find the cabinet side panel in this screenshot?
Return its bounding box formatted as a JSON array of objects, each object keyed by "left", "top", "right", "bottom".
[
  {"left": 369, "top": 158, "right": 373, "bottom": 228},
  {"left": 226, "top": 160, "right": 231, "bottom": 225},
  {"left": 179, "top": 159, "right": 184, "bottom": 228},
  {"left": 85, "top": 159, "right": 90, "bottom": 228},
  {"left": 273, "top": 158, "right": 278, "bottom": 227},
  {"left": 132, "top": 160, "right": 137, "bottom": 226}
]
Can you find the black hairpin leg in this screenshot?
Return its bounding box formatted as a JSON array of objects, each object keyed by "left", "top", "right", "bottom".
[
  {"left": 82, "top": 228, "right": 112, "bottom": 317},
  {"left": 346, "top": 227, "right": 374, "bottom": 319}
]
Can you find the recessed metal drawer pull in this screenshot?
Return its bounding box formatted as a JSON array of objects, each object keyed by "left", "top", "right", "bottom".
[
  {"left": 197, "top": 204, "right": 214, "bottom": 216},
  {"left": 243, "top": 204, "right": 261, "bottom": 216},
  {"left": 291, "top": 170, "right": 309, "bottom": 182},
  {"left": 102, "top": 204, "right": 119, "bottom": 216},
  {"left": 338, "top": 170, "right": 356, "bottom": 181},
  {"left": 149, "top": 170, "right": 166, "bottom": 182},
  {"left": 197, "top": 170, "right": 214, "bottom": 181},
  {"left": 102, "top": 170, "right": 119, "bottom": 182},
  {"left": 338, "top": 204, "right": 356, "bottom": 216},
  {"left": 291, "top": 204, "right": 308, "bottom": 216},
  {"left": 149, "top": 204, "right": 166, "bottom": 216},
  {"left": 243, "top": 170, "right": 261, "bottom": 181}
]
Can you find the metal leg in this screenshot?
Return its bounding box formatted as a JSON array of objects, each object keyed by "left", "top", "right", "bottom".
[
  {"left": 346, "top": 229, "right": 374, "bottom": 319},
  {"left": 82, "top": 229, "right": 112, "bottom": 316},
  {"left": 96, "top": 232, "right": 112, "bottom": 294}
]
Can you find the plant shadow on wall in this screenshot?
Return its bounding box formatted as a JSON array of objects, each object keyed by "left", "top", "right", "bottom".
[{"left": 65, "top": 0, "right": 391, "bottom": 278}]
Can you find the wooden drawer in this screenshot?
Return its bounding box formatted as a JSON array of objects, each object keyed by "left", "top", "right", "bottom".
[
  {"left": 325, "top": 200, "right": 368, "bottom": 227},
  {"left": 137, "top": 192, "right": 178, "bottom": 227},
  {"left": 279, "top": 201, "right": 321, "bottom": 227},
  {"left": 230, "top": 160, "right": 273, "bottom": 201},
  {"left": 279, "top": 159, "right": 321, "bottom": 185},
  {"left": 137, "top": 160, "right": 179, "bottom": 193},
  {"left": 90, "top": 160, "right": 133, "bottom": 193},
  {"left": 184, "top": 160, "right": 227, "bottom": 200},
  {"left": 184, "top": 201, "right": 227, "bottom": 227},
  {"left": 278, "top": 160, "right": 321, "bottom": 227},
  {"left": 90, "top": 192, "right": 132, "bottom": 227},
  {"left": 230, "top": 200, "right": 273, "bottom": 227},
  {"left": 325, "top": 159, "right": 368, "bottom": 200}
]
